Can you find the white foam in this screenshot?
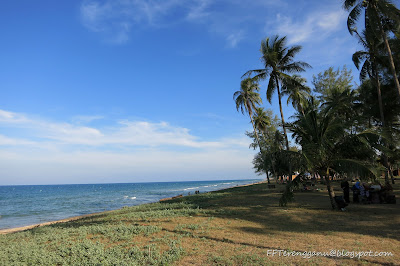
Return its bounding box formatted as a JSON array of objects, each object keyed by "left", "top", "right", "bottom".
[
  {"left": 130, "top": 197, "right": 136, "bottom": 200},
  {"left": 184, "top": 187, "right": 199, "bottom": 191}
]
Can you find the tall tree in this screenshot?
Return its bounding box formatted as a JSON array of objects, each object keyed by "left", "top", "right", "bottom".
[
  {"left": 352, "top": 29, "right": 394, "bottom": 184},
  {"left": 233, "top": 78, "right": 263, "bottom": 153},
  {"left": 312, "top": 66, "right": 353, "bottom": 101},
  {"left": 312, "top": 66, "right": 356, "bottom": 132},
  {"left": 253, "top": 107, "right": 273, "bottom": 183},
  {"left": 243, "top": 35, "right": 311, "bottom": 154},
  {"left": 343, "top": 0, "right": 400, "bottom": 100},
  {"left": 247, "top": 110, "right": 284, "bottom": 183},
  {"left": 353, "top": 29, "right": 385, "bottom": 125}
]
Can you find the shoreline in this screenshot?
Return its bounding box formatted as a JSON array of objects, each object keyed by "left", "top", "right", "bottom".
[{"left": 0, "top": 179, "right": 266, "bottom": 235}]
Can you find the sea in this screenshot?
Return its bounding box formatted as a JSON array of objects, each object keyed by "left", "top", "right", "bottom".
[{"left": 0, "top": 179, "right": 262, "bottom": 230}]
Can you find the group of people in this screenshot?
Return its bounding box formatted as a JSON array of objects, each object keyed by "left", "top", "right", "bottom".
[{"left": 341, "top": 180, "right": 396, "bottom": 204}]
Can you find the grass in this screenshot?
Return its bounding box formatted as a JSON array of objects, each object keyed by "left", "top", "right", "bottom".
[{"left": 1, "top": 180, "right": 399, "bottom": 265}]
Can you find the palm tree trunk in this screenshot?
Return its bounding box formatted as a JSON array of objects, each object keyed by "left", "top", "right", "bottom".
[
  {"left": 389, "top": 164, "right": 395, "bottom": 184},
  {"left": 372, "top": 65, "right": 385, "bottom": 126},
  {"left": 276, "top": 77, "right": 293, "bottom": 182},
  {"left": 250, "top": 115, "right": 262, "bottom": 150},
  {"left": 276, "top": 78, "right": 290, "bottom": 151},
  {"left": 379, "top": 21, "right": 400, "bottom": 100},
  {"left": 371, "top": 63, "right": 391, "bottom": 185},
  {"left": 260, "top": 131, "right": 276, "bottom": 184},
  {"left": 249, "top": 113, "right": 271, "bottom": 183},
  {"left": 322, "top": 168, "right": 338, "bottom": 210}
]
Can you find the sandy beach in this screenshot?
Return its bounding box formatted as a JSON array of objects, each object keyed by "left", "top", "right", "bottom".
[{"left": 0, "top": 211, "right": 113, "bottom": 235}]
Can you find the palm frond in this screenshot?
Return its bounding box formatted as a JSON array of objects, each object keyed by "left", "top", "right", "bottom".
[{"left": 347, "top": 2, "right": 364, "bottom": 34}]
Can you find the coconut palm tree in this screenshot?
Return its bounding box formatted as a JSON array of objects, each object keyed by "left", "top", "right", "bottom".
[
  {"left": 233, "top": 78, "right": 263, "bottom": 151},
  {"left": 343, "top": 0, "right": 400, "bottom": 100},
  {"left": 243, "top": 35, "right": 311, "bottom": 152},
  {"left": 322, "top": 87, "right": 356, "bottom": 125},
  {"left": 253, "top": 107, "right": 270, "bottom": 139},
  {"left": 281, "top": 75, "right": 311, "bottom": 116},
  {"left": 353, "top": 28, "right": 394, "bottom": 184},
  {"left": 352, "top": 28, "right": 386, "bottom": 126},
  {"left": 253, "top": 107, "right": 273, "bottom": 183},
  {"left": 288, "top": 99, "right": 379, "bottom": 209}
]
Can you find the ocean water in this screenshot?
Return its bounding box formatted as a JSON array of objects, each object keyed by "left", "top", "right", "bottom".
[{"left": 0, "top": 179, "right": 261, "bottom": 230}]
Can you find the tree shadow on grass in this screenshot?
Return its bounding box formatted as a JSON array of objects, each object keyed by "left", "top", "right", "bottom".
[
  {"left": 165, "top": 182, "right": 400, "bottom": 242},
  {"left": 161, "top": 227, "right": 391, "bottom": 266}
]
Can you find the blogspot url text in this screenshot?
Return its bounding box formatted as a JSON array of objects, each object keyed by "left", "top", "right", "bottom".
[{"left": 266, "top": 249, "right": 393, "bottom": 259}]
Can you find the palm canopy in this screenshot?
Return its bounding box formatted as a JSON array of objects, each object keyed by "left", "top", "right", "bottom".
[
  {"left": 343, "top": 0, "right": 400, "bottom": 35},
  {"left": 243, "top": 35, "right": 311, "bottom": 153},
  {"left": 233, "top": 78, "right": 262, "bottom": 118},
  {"left": 352, "top": 29, "right": 384, "bottom": 81},
  {"left": 243, "top": 35, "right": 311, "bottom": 104},
  {"left": 253, "top": 107, "right": 271, "bottom": 135},
  {"left": 343, "top": 0, "right": 400, "bottom": 100},
  {"left": 352, "top": 28, "right": 387, "bottom": 127},
  {"left": 281, "top": 75, "right": 311, "bottom": 115},
  {"left": 321, "top": 87, "right": 356, "bottom": 119},
  {"left": 288, "top": 102, "right": 380, "bottom": 208}
]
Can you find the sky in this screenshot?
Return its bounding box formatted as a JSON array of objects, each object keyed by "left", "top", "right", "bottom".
[{"left": 0, "top": 0, "right": 362, "bottom": 185}]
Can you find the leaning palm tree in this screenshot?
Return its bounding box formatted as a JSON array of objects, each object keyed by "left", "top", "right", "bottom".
[
  {"left": 281, "top": 75, "right": 311, "bottom": 116},
  {"left": 243, "top": 35, "right": 311, "bottom": 152},
  {"left": 343, "top": 0, "right": 400, "bottom": 100},
  {"left": 233, "top": 78, "right": 263, "bottom": 150}
]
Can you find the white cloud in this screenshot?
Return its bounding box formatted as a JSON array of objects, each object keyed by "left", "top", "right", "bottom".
[
  {"left": 317, "top": 10, "right": 344, "bottom": 31},
  {"left": 79, "top": 0, "right": 282, "bottom": 47},
  {"left": 71, "top": 115, "right": 104, "bottom": 124},
  {"left": 0, "top": 109, "right": 30, "bottom": 123},
  {"left": 226, "top": 31, "right": 244, "bottom": 48},
  {"left": 0, "top": 109, "right": 256, "bottom": 184},
  {"left": 0, "top": 109, "right": 251, "bottom": 149},
  {"left": 0, "top": 135, "right": 36, "bottom": 146},
  {"left": 186, "top": 0, "right": 211, "bottom": 21},
  {"left": 0, "top": 148, "right": 255, "bottom": 184},
  {"left": 80, "top": 0, "right": 194, "bottom": 43},
  {"left": 272, "top": 9, "right": 347, "bottom": 45}
]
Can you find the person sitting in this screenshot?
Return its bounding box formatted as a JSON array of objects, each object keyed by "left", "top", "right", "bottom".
[
  {"left": 370, "top": 182, "right": 382, "bottom": 203},
  {"left": 360, "top": 183, "right": 370, "bottom": 204}
]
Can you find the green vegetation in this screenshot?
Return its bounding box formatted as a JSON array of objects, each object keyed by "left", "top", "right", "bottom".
[
  {"left": 1, "top": 182, "right": 399, "bottom": 265},
  {"left": 1, "top": 2, "right": 400, "bottom": 265},
  {"left": 237, "top": 2, "right": 400, "bottom": 209}
]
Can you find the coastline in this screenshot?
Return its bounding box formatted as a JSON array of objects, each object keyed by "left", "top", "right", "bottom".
[{"left": 0, "top": 179, "right": 266, "bottom": 235}]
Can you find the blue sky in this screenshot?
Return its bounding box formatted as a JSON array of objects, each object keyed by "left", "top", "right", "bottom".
[{"left": 0, "top": 0, "right": 361, "bottom": 185}]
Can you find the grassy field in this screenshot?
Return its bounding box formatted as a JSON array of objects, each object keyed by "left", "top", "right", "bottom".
[{"left": 1, "top": 181, "right": 399, "bottom": 265}]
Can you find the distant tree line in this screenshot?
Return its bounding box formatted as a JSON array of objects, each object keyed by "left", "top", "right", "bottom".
[{"left": 234, "top": 0, "right": 400, "bottom": 209}]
